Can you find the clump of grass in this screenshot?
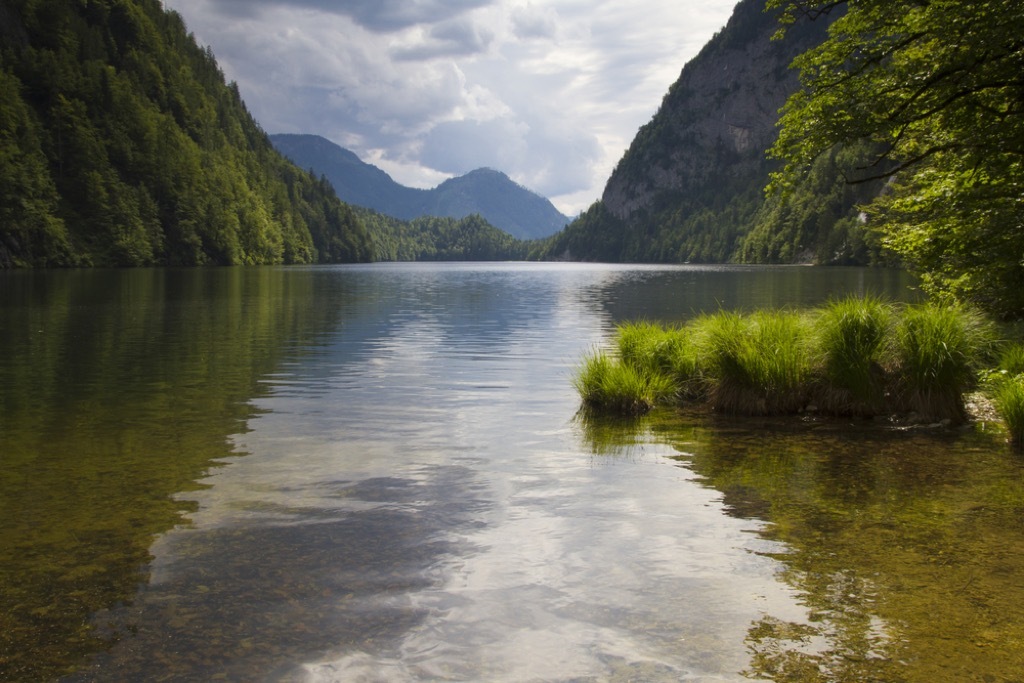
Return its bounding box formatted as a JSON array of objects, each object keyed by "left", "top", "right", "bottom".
[
  {"left": 998, "top": 343, "right": 1024, "bottom": 375},
  {"left": 889, "top": 304, "right": 994, "bottom": 422},
  {"left": 663, "top": 331, "right": 704, "bottom": 399},
  {"left": 617, "top": 321, "right": 703, "bottom": 400},
  {"left": 993, "top": 375, "right": 1024, "bottom": 447},
  {"left": 572, "top": 300, "right": 1006, "bottom": 431},
  {"left": 572, "top": 348, "right": 675, "bottom": 415},
  {"left": 618, "top": 321, "right": 677, "bottom": 375},
  {"left": 695, "top": 309, "right": 811, "bottom": 415},
  {"left": 812, "top": 295, "right": 891, "bottom": 415}
]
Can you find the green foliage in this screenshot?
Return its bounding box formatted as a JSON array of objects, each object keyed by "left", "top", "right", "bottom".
[
  {"left": 356, "top": 209, "right": 530, "bottom": 261},
  {"left": 889, "top": 304, "right": 994, "bottom": 421},
  {"left": 0, "top": 0, "right": 373, "bottom": 267},
  {"left": 0, "top": 67, "right": 74, "bottom": 266},
  {"left": 769, "top": 0, "right": 1024, "bottom": 318},
  {"left": 813, "top": 295, "right": 891, "bottom": 414},
  {"left": 741, "top": 142, "right": 892, "bottom": 265},
  {"left": 575, "top": 300, "right": 1007, "bottom": 424},
  {"left": 992, "top": 376, "right": 1024, "bottom": 447},
  {"left": 535, "top": 201, "right": 625, "bottom": 262},
  {"left": 572, "top": 348, "right": 675, "bottom": 416}
]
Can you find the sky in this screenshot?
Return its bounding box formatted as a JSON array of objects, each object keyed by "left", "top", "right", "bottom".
[{"left": 161, "top": 0, "right": 740, "bottom": 216}]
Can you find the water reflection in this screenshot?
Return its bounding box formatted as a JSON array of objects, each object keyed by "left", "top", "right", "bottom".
[
  {"left": 68, "top": 468, "right": 489, "bottom": 681},
  {"left": 633, "top": 410, "right": 1024, "bottom": 682},
  {"left": 0, "top": 268, "right": 331, "bottom": 680},
  {"left": 1, "top": 263, "right": 928, "bottom": 681}
]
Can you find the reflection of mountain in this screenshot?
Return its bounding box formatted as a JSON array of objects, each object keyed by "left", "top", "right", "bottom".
[
  {"left": 0, "top": 269, "right": 349, "bottom": 680},
  {"left": 271, "top": 134, "right": 570, "bottom": 240},
  {"left": 63, "top": 470, "right": 489, "bottom": 681}
]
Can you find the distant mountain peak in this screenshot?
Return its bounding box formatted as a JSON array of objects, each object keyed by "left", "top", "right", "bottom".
[{"left": 270, "top": 135, "right": 569, "bottom": 240}]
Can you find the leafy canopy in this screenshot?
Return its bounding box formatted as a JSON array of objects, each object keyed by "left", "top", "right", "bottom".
[{"left": 768, "top": 0, "right": 1024, "bottom": 318}]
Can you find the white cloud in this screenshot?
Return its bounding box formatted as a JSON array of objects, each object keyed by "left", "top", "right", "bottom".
[
  {"left": 162, "top": 0, "right": 738, "bottom": 214},
  {"left": 510, "top": 3, "right": 559, "bottom": 40}
]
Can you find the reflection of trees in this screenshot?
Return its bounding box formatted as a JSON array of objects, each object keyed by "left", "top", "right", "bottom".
[
  {"left": 578, "top": 409, "right": 1024, "bottom": 681},
  {"left": 668, "top": 419, "right": 1024, "bottom": 682},
  {"left": 0, "top": 268, "right": 341, "bottom": 680},
  {"left": 585, "top": 266, "right": 917, "bottom": 326}
]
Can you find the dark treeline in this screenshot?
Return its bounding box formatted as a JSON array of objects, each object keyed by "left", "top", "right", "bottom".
[
  {"left": 357, "top": 209, "right": 533, "bottom": 262},
  {"left": 0, "top": 0, "right": 374, "bottom": 267}
]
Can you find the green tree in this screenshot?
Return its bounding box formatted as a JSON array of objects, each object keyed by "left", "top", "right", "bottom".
[
  {"left": 0, "top": 0, "right": 372, "bottom": 267},
  {"left": 768, "top": 0, "right": 1024, "bottom": 318}
]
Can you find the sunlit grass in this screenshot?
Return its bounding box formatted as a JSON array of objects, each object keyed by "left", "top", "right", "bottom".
[
  {"left": 999, "top": 343, "right": 1024, "bottom": 375},
  {"left": 694, "top": 309, "right": 810, "bottom": 415},
  {"left": 617, "top": 321, "right": 677, "bottom": 376},
  {"left": 889, "top": 304, "right": 994, "bottom": 422},
  {"left": 813, "top": 295, "right": 891, "bottom": 415},
  {"left": 573, "top": 301, "right": 1009, "bottom": 430},
  {"left": 616, "top": 321, "right": 704, "bottom": 400},
  {"left": 572, "top": 348, "right": 675, "bottom": 415},
  {"left": 993, "top": 376, "right": 1024, "bottom": 447}
]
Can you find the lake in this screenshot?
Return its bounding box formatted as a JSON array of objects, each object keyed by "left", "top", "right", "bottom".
[{"left": 2, "top": 263, "right": 1023, "bottom": 682}]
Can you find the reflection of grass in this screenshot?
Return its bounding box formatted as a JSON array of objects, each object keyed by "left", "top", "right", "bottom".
[
  {"left": 573, "top": 300, "right": 1010, "bottom": 428},
  {"left": 696, "top": 423, "right": 1024, "bottom": 683},
  {"left": 572, "top": 408, "right": 649, "bottom": 457}
]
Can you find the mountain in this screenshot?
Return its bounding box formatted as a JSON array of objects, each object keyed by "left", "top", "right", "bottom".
[
  {"left": 269, "top": 134, "right": 424, "bottom": 218},
  {"left": 540, "top": 0, "right": 889, "bottom": 265},
  {"left": 0, "top": 0, "right": 373, "bottom": 267},
  {"left": 271, "top": 134, "right": 570, "bottom": 241}
]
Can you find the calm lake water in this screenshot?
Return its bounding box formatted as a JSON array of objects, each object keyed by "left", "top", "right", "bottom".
[{"left": 2, "top": 263, "right": 1023, "bottom": 682}]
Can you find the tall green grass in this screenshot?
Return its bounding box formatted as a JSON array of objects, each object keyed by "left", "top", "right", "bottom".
[
  {"left": 694, "top": 310, "right": 810, "bottom": 415},
  {"left": 572, "top": 301, "right": 1009, "bottom": 431},
  {"left": 617, "top": 321, "right": 702, "bottom": 399},
  {"left": 890, "top": 304, "right": 993, "bottom": 422},
  {"left": 573, "top": 348, "right": 675, "bottom": 415},
  {"left": 989, "top": 344, "right": 1024, "bottom": 446},
  {"left": 813, "top": 296, "right": 891, "bottom": 415},
  {"left": 999, "top": 343, "right": 1024, "bottom": 375},
  {"left": 993, "top": 376, "right": 1024, "bottom": 447}
]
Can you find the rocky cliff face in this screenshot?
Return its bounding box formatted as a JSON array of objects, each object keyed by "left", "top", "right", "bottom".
[
  {"left": 540, "top": 0, "right": 875, "bottom": 264},
  {"left": 603, "top": 0, "right": 825, "bottom": 221}
]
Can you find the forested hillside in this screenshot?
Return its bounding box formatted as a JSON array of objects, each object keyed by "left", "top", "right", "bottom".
[
  {"left": 539, "top": 0, "right": 885, "bottom": 265},
  {"left": 271, "top": 134, "right": 570, "bottom": 240},
  {"left": 0, "top": 0, "right": 373, "bottom": 267},
  {"left": 357, "top": 209, "right": 531, "bottom": 262},
  {"left": 768, "top": 0, "right": 1024, "bottom": 318}
]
